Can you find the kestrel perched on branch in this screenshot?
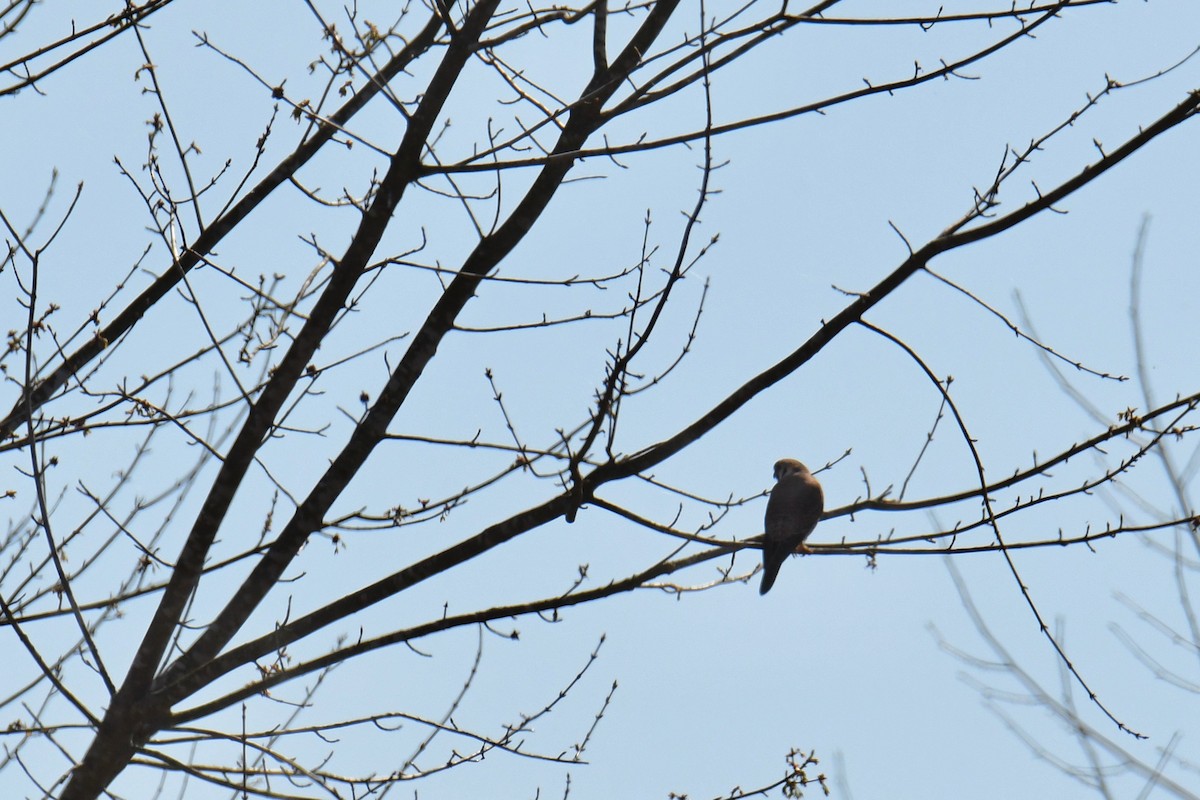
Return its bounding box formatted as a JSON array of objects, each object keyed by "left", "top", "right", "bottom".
[{"left": 760, "top": 458, "right": 823, "bottom": 595}]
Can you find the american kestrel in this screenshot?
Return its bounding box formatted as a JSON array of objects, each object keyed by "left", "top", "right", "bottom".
[{"left": 760, "top": 458, "right": 823, "bottom": 595}]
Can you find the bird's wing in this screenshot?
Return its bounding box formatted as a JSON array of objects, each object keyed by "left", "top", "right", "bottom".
[{"left": 766, "top": 474, "right": 824, "bottom": 540}]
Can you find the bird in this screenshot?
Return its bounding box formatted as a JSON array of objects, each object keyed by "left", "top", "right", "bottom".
[{"left": 760, "top": 458, "right": 823, "bottom": 595}]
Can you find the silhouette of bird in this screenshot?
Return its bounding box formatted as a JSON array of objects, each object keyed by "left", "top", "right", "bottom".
[{"left": 760, "top": 458, "right": 823, "bottom": 595}]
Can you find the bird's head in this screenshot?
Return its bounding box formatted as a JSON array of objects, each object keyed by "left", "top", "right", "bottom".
[{"left": 773, "top": 458, "right": 809, "bottom": 480}]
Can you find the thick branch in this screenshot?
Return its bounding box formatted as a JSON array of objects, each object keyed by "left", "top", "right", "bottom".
[{"left": 0, "top": 11, "right": 444, "bottom": 442}]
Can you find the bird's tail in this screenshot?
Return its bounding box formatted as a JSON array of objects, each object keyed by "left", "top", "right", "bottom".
[{"left": 759, "top": 553, "right": 784, "bottom": 595}]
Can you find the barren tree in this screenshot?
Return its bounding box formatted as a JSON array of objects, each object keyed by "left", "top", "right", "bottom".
[
  {"left": 942, "top": 221, "right": 1200, "bottom": 799},
  {"left": 1, "top": 1, "right": 1197, "bottom": 798}
]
